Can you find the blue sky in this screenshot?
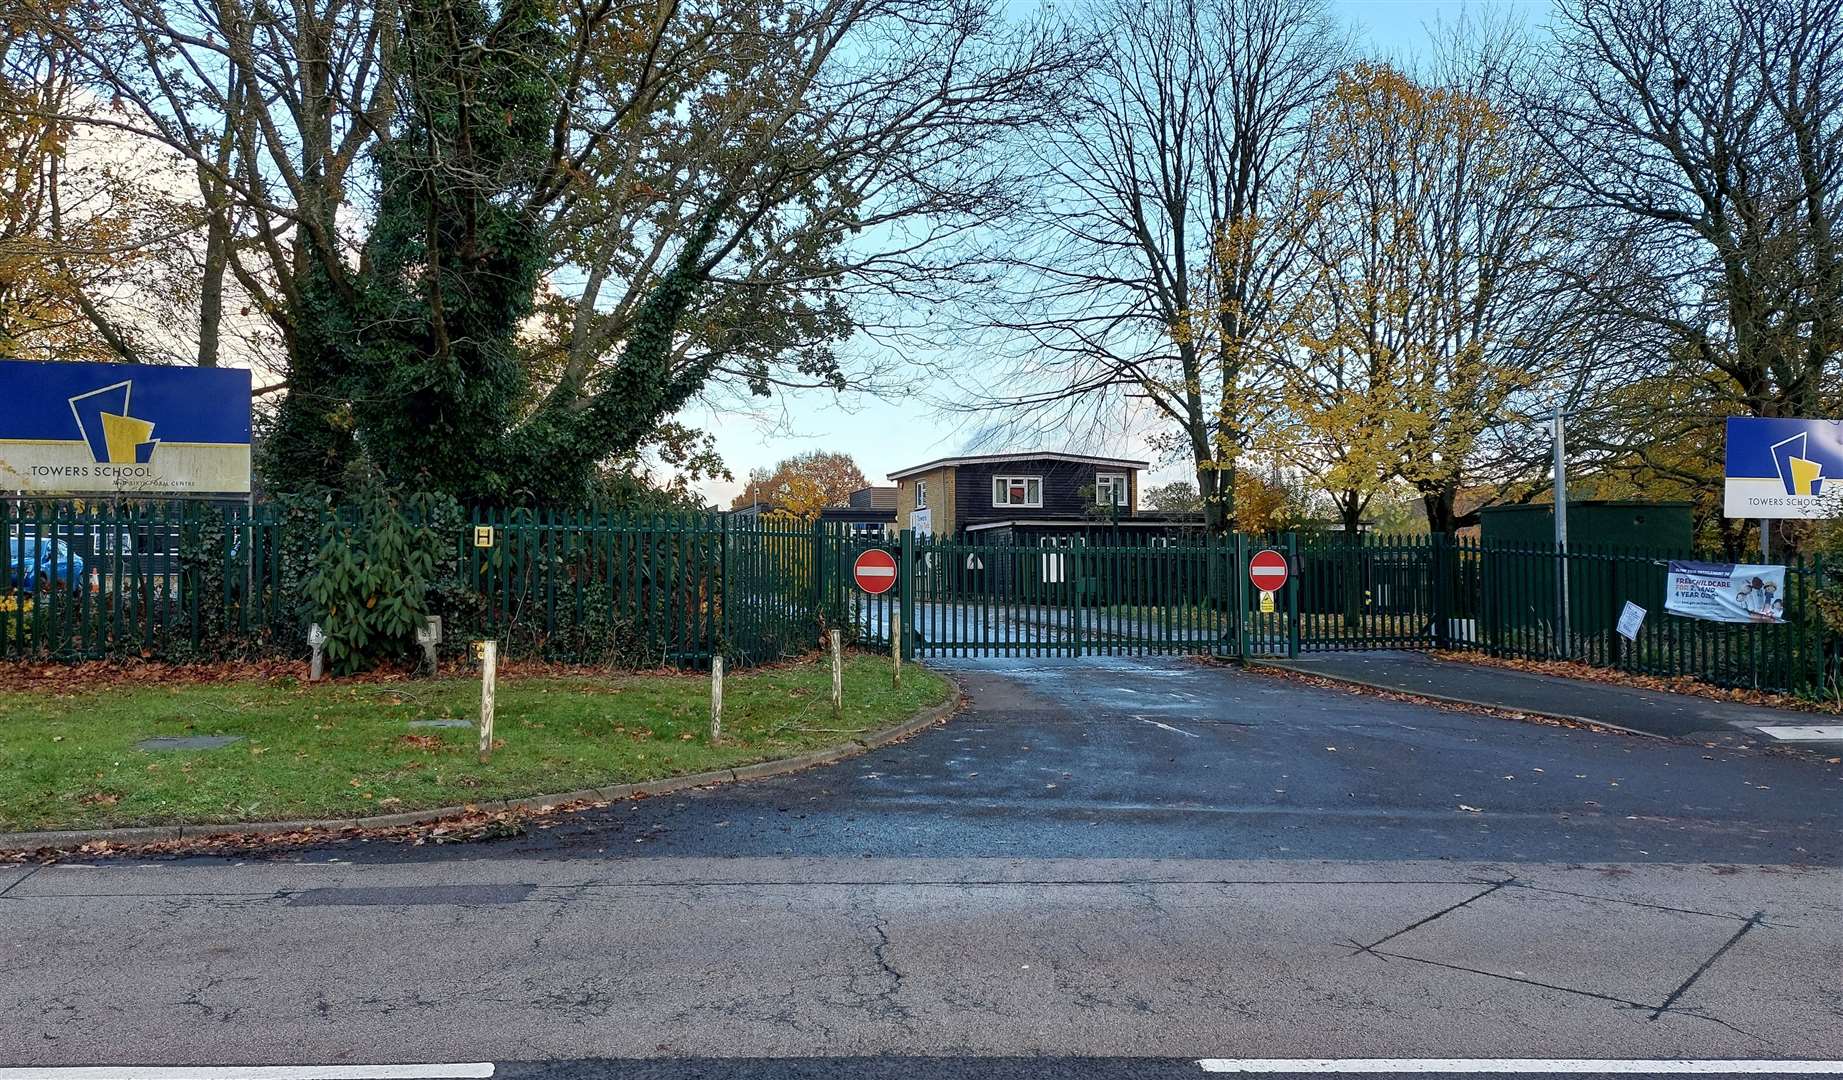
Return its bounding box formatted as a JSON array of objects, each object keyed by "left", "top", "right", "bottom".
[{"left": 684, "top": 0, "right": 1549, "bottom": 507}]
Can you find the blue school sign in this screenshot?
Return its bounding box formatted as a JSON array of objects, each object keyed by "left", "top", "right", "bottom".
[
  {"left": 0, "top": 360, "right": 252, "bottom": 495},
  {"left": 1724, "top": 416, "right": 1843, "bottom": 519}
]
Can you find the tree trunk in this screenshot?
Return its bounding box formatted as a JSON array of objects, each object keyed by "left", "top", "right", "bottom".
[
  {"left": 1339, "top": 493, "right": 1364, "bottom": 632},
  {"left": 196, "top": 207, "right": 228, "bottom": 367},
  {"left": 1421, "top": 486, "right": 1460, "bottom": 537}
]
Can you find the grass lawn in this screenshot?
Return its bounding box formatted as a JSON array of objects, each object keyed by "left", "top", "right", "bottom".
[{"left": 0, "top": 654, "right": 951, "bottom": 832}]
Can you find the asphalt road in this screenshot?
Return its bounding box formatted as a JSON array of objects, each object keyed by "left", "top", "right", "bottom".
[{"left": 2, "top": 656, "right": 1839, "bottom": 1075}]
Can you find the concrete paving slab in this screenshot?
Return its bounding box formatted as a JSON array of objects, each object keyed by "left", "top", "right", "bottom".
[
  {"left": 1366, "top": 880, "right": 1744, "bottom": 1005},
  {"left": 0, "top": 864, "right": 36, "bottom": 896},
  {"left": 3, "top": 860, "right": 1837, "bottom": 1064}
]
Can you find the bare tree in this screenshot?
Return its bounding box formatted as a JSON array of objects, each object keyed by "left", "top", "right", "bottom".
[
  {"left": 963, "top": 0, "right": 1343, "bottom": 533},
  {"left": 531, "top": 0, "right": 1083, "bottom": 422},
  {"left": 1533, "top": 0, "right": 1843, "bottom": 550}
]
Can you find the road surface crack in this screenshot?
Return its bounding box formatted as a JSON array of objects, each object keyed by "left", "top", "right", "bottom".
[
  {"left": 1648, "top": 910, "right": 1767, "bottom": 1021},
  {"left": 1348, "top": 877, "right": 1517, "bottom": 957}
]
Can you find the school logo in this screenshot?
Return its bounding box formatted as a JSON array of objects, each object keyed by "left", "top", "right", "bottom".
[
  {"left": 68, "top": 380, "right": 158, "bottom": 465},
  {"left": 0, "top": 359, "right": 247, "bottom": 494},
  {"left": 1725, "top": 417, "right": 1843, "bottom": 520},
  {"left": 1770, "top": 431, "right": 1823, "bottom": 497}
]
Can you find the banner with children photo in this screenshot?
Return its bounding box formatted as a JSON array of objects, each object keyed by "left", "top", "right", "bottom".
[{"left": 1664, "top": 561, "right": 1788, "bottom": 624}]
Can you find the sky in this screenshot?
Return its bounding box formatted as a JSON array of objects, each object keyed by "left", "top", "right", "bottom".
[{"left": 683, "top": 0, "right": 1550, "bottom": 509}]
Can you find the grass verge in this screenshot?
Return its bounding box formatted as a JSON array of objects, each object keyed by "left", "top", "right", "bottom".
[{"left": 0, "top": 653, "right": 950, "bottom": 832}]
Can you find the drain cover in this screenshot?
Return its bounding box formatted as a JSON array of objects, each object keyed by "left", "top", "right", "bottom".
[
  {"left": 288, "top": 884, "right": 534, "bottom": 907},
  {"left": 136, "top": 735, "right": 244, "bottom": 751}
]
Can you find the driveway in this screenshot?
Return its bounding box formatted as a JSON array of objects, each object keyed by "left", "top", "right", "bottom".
[{"left": 3, "top": 656, "right": 1840, "bottom": 1074}]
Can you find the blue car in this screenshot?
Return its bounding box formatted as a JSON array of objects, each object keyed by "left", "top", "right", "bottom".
[{"left": 8, "top": 537, "right": 86, "bottom": 595}]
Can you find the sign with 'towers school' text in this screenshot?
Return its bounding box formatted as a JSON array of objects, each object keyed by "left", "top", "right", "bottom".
[
  {"left": 1724, "top": 417, "right": 1843, "bottom": 519},
  {"left": 0, "top": 360, "right": 252, "bottom": 495}
]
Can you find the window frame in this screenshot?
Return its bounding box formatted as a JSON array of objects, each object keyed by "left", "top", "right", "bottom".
[
  {"left": 1094, "top": 472, "right": 1130, "bottom": 507},
  {"left": 912, "top": 478, "right": 928, "bottom": 510},
  {"left": 991, "top": 475, "right": 1043, "bottom": 508}
]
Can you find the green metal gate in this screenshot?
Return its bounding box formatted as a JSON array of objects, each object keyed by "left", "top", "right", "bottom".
[{"left": 826, "top": 528, "right": 1302, "bottom": 660}]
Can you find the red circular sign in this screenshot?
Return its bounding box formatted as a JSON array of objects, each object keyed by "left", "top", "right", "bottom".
[
  {"left": 1248, "top": 548, "right": 1289, "bottom": 592},
  {"left": 853, "top": 549, "right": 898, "bottom": 595}
]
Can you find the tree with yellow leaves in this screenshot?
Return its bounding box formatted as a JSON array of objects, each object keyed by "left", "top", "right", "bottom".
[
  {"left": 0, "top": 9, "right": 194, "bottom": 365},
  {"left": 731, "top": 451, "right": 869, "bottom": 521},
  {"left": 1275, "top": 49, "right": 1573, "bottom": 534}
]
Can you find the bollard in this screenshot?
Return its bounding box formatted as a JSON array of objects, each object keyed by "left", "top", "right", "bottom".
[
  {"left": 710, "top": 655, "right": 724, "bottom": 742},
  {"left": 308, "top": 623, "right": 325, "bottom": 682},
  {"left": 477, "top": 640, "right": 497, "bottom": 765},
  {"left": 416, "top": 616, "right": 443, "bottom": 675},
  {"left": 830, "top": 629, "right": 843, "bottom": 719},
  {"left": 891, "top": 612, "right": 902, "bottom": 688}
]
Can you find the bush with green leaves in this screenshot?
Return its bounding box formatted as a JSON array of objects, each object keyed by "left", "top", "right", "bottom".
[{"left": 300, "top": 471, "right": 457, "bottom": 675}]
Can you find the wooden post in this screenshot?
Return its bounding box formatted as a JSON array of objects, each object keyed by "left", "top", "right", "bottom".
[
  {"left": 477, "top": 640, "right": 497, "bottom": 764},
  {"left": 829, "top": 629, "right": 843, "bottom": 719},
  {"left": 891, "top": 611, "right": 902, "bottom": 688},
  {"left": 710, "top": 655, "right": 724, "bottom": 742}
]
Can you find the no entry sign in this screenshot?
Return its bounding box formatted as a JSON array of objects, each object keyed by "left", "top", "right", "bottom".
[
  {"left": 1248, "top": 548, "right": 1289, "bottom": 593},
  {"left": 853, "top": 549, "right": 898, "bottom": 595}
]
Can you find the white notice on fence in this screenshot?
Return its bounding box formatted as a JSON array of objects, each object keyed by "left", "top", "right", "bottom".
[
  {"left": 1616, "top": 601, "right": 1646, "bottom": 641},
  {"left": 1664, "top": 561, "right": 1787, "bottom": 624}
]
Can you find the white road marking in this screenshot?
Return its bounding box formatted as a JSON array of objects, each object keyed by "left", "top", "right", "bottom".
[
  {"left": 1196, "top": 1061, "right": 1843, "bottom": 1074},
  {"left": 0, "top": 1067, "right": 495, "bottom": 1080},
  {"left": 1141, "top": 718, "right": 1200, "bottom": 738},
  {"left": 1756, "top": 725, "right": 1843, "bottom": 742}
]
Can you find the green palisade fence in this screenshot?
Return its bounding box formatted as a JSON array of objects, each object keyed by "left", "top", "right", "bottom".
[
  {"left": 1294, "top": 533, "right": 1832, "bottom": 697},
  {"left": 0, "top": 501, "right": 819, "bottom": 669},
  {"left": 1, "top": 502, "right": 1836, "bottom": 699}
]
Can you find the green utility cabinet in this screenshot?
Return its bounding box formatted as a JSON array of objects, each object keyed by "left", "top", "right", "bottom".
[{"left": 1476, "top": 500, "right": 1693, "bottom": 638}]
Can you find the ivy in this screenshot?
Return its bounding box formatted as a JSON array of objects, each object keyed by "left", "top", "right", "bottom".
[{"left": 260, "top": 0, "right": 739, "bottom": 509}]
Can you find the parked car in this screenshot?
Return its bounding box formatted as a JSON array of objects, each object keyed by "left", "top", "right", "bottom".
[{"left": 7, "top": 537, "right": 85, "bottom": 595}]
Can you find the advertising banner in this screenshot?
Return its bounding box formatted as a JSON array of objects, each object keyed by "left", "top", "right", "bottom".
[
  {"left": 1664, "top": 561, "right": 1787, "bottom": 624},
  {"left": 1723, "top": 416, "right": 1842, "bottom": 519},
  {"left": 0, "top": 361, "right": 252, "bottom": 496}
]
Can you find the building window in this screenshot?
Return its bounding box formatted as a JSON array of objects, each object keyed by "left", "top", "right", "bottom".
[
  {"left": 1094, "top": 472, "right": 1129, "bottom": 506},
  {"left": 913, "top": 479, "right": 928, "bottom": 510},
  {"left": 992, "top": 475, "right": 1042, "bottom": 507}
]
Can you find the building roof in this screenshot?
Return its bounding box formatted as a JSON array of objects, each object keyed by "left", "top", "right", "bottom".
[
  {"left": 848, "top": 486, "right": 898, "bottom": 510},
  {"left": 887, "top": 452, "right": 1149, "bottom": 481}
]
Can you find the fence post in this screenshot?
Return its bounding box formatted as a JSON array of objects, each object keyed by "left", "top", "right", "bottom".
[
  {"left": 899, "top": 528, "right": 916, "bottom": 662},
  {"left": 1431, "top": 532, "right": 1449, "bottom": 651},
  {"left": 718, "top": 512, "right": 730, "bottom": 661},
  {"left": 891, "top": 610, "right": 902, "bottom": 687},
  {"left": 1813, "top": 553, "right": 1830, "bottom": 699},
  {"left": 1286, "top": 531, "right": 1301, "bottom": 659},
  {"left": 811, "top": 518, "right": 827, "bottom": 634},
  {"left": 1608, "top": 549, "right": 1624, "bottom": 669},
  {"left": 1234, "top": 532, "right": 1249, "bottom": 663}
]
